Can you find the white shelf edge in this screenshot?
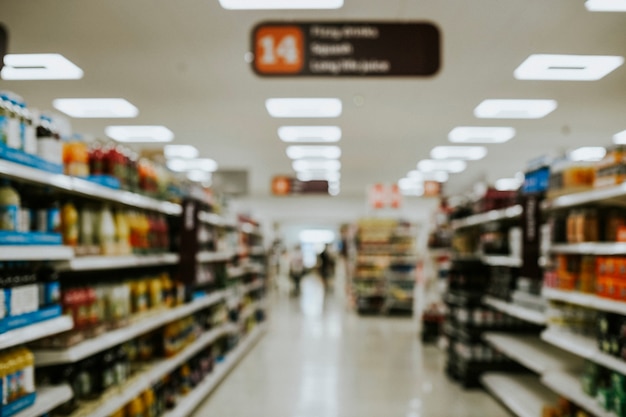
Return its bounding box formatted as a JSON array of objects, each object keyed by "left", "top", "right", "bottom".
[
  {"left": 481, "top": 373, "right": 558, "bottom": 417},
  {"left": 451, "top": 205, "right": 523, "bottom": 230},
  {"left": 78, "top": 325, "right": 231, "bottom": 417},
  {"left": 15, "top": 384, "right": 73, "bottom": 417},
  {"left": 198, "top": 211, "right": 226, "bottom": 227},
  {"left": 0, "top": 246, "right": 75, "bottom": 261},
  {"left": 197, "top": 250, "right": 235, "bottom": 263},
  {"left": 228, "top": 267, "right": 247, "bottom": 279},
  {"left": 542, "top": 287, "right": 626, "bottom": 316},
  {"left": 0, "top": 316, "right": 74, "bottom": 350},
  {"left": 545, "top": 183, "right": 626, "bottom": 211},
  {"left": 34, "top": 291, "right": 226, "bottom": 366},
  {"left": 242, "top": 281, "right": 264, "bottom": 294},
  {"left": 550, "top": 243, "right": 626, "bottom": 255},
  {"left": 483, "top": 296, "right": 546, "bottom": 325},
  {"left": 61, "top": 253, "right": 179, "bottom": 271},
  {"left": 163, "top": 324, "right": 267, "bottom": 417},
  {"left": 541, "top": 370, "right": 616, "bottom": 417},
  {"left": 481, "top": 256, "right": 522, "bottom": 268}
]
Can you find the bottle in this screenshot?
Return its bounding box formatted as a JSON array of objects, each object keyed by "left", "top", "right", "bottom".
[
  {"left": 179, "top": 364, "right": 192, "bottom": 395},
  {"left": 99, "top": 205, "right": 116, "bottom": 255},
  {"left": 18, "top": 348, "right": 34, "bottom": 395},
  {"left": 115, "top": 210, "right": 131, "bottom": 255},
  {"left": 98, "top": 349, "right": 116, "bottom": 393},
  {"left": 5, "top": 96, "right": 21, "bottom": 150},
  {"left": 37, "top": 266, "right": 60, "bottom": 308},
  {"left": 79, "top": 206, "right": 95, "bottom": 251},
  {"left": 0, "top": 95, "right": 9, "bottom": 145},
  {"left": 61, "top": 201, "right": 79, "bottom": 246},
  {"left": 88, "top": 140, "right": 105, "bottom": 176},
  {"left": 0, "top": 352, "right": 7, "bottom": 406},
  {"left": 0, "top": 180, "right": 20, "bottom": 231},
  {"left": 142, "top": 389, "right": 157, "bottom": 417},
  {"left": 5, "top": 349, "right": 20, "bottom": 403},
  {"left": 20, "top": 103, "right": 37, "bottom": 155},
  {"left": 126, "top": 397, "right": 145, "bottom": 417},
  {"left": 36, "top": 114, "right": 62, "bottom": 165}
]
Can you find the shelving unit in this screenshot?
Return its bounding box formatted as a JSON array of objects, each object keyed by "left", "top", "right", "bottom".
[
  {"left": 0, "top": 316, "right": 74, "bottom": 351},
  {"left": 198, "top": 211, "right": 236, "bottom": 228},
  {"left": 34, "top": 291, "right": 226, "bottom": 366},
  {"left": 481, "top": 256, "right": 522, "bottom": 268},
  {"left": 14, "top": 384, "right": 74, "bottom": 417},
  {"left": 163, "top": 324, "right": 267, "bottom": 417},
  {"left": 59, "top": 253, "right": 180, "bottom": 271},
  {"left": 450, "top": 205, "right": 523, "bottom": 230},
  {"left": 542, "top": 287, "right": 626, "bottom": 316},
  {"left": 0, "top": 246, "right": 75, "bottom": 261},
  {"left": 242, "top": 280, "right": 264, "bottom": 294},
  {"left": 481, "top": 373, "right": 558, "bottom": 417},
  {"left": 542, "top": 182, "right": 626, "bottom": 211},
  {"left": 197, "top": 250, "right": 236, "bottom": 263},
  {"left": 550, "top": 243, "right": 626, "bottom": 255},
  {"left": 541, "top": 370, "right": 616, "bottom": 417},
  {"left": 483, "top": 296, "right": 546, "bottom": 325}
]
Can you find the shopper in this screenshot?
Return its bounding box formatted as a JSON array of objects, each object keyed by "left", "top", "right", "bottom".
[
  {"left": 318, "top": 243, "right": 334, "bottom": 290},
  {"left": 289, "top": 245, "right": 304, "bottom": 296}
]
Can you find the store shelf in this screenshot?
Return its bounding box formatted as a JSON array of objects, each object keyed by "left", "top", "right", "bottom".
[
  {"left": 245, "top": 263, "right": 265, "bottom": 274},
  {"left": 69, "top": 325, "right": 230, "bottom": 417},
  {"left": 481, "top": 255, "right": 522, "bottom": 268},
  {"left": 242, "top": 280, "right": 264, "bottom": 294},
  {"left": 544, "top": 183, "right": 626, "bottom": 211},
  {"left": 14, "top": 384, "right": 74, "bottom": 417},
  {"left": 249, "top": 246, "right": 265, "bottom": 256},
  {"left": 228, "top": 266, "right": 247, "bottom": 279},
  {"left": 0, "top": 159, "right": 182, "bottom": 216},
  {"left": 197, "top": 250, "right": 235, "bottom": 263},
  {"left": 198, "top": 211, "right": 227, "bottom": 227},
  {"left": 34, "top": 291, "right": 226, "bottom": 366},
  {"left": 483, "top": 296, "right": 546, "bottom": 325},
  {"left": 450, "top": 205, "right": 523, "bottom": 230},
  {"left": 0, "top": 245, "right": 75, "bottom": 261},
  {"left": 59, "top": 253, "right": 179, "bottom": 271},
  {"left": 239, "top": 301, "right": 263, "bottom": 321},
  {"left": 481, "top": 373, "right": 558, "bottom": 417},
  {"left": 163, "top": 324, "right": 267, "bottom": 417},
  {"left": 542, "top": 287, "right": 626, "bottom": 316},
  {"left": 0, "top": 316, "right": 74, "bottom": 350},
  {"left": 483, "top": 333, "right": 580, "bottom": 374},
  {"left": 550, "top": 242, "right": 626, "bottom": 255},
  {"left": 541, "top": 370, "right": 615, "bottom": 417}
]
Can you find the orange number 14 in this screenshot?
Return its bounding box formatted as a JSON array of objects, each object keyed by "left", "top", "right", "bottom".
[{"left": 255, "top": 26, "right": 304, "bottom": 74}]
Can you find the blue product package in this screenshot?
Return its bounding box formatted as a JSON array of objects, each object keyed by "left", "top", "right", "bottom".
[
  {"left": 0, "top": 204, "right": 18, "bottom": 232},
  {"left": 47, "top": 207, "right": 60, "bottom": 233}
]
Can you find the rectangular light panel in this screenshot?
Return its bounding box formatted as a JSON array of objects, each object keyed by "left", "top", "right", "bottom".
[
  {"left": 286, "top": 146, "right": 341, "bottom": 160},
  {"left": 106, "top": 125, "right": 174, "bottom": 143},
  {"left": 219, "top": 0, "right": 342, "bottom": 9},
  {"left": 278, "top": 126, "right": 341, "bottom": 143},
  {"left": 164, "top": 145, "right": 199, "bottom": 159},
  {"left": 515, "top": 54, "right": 624, "bottom": 81},
  {"left": 53, "top": 98, "right": 138, "bottom": 118},
  {"left": 495, "top": 178, "right": 522, "bottom": 191},
  {"left": 417, "top": 159, "right": 467, "bottom": 173},
  {"left": 474, "top": 99, "right": 557, "bottom": 119},
  {"left": 568, "top": 146, "right": 606, "bottom": 162},
  {"left": 2, "top": 54, "right": 83, "bottom": 80},
  {"left": 586, "top": 0, "right": 626, "bottom": 11},
  {"left": 448, "top": 127, "right": 516, "bottom": 143},
  {"left": 297, "top": 171, "right": 341, "bottom": 181},
  {"left": 167, "top": 158, "right": 218, "bottom": 172},
  {"left": 266, "top": 98, "right": 342, "bottom": 118},
  {"left": 614, "top": 130, "right": 626, "bottom": 144},
  {"left": 431, "top": 146, "right": 487, "bottom": 160},
  {"left": 292, "top": 159, "right": 341, "bottom": 172}
]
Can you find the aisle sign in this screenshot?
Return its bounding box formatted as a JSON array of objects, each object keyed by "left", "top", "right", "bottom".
[
  {"left": 368, "top": 183, "right": 403, "bottom": 209},
  {"left": 252, "top": 22, "right": 441, "bottom": 77},
  {"left": 271, "top": 176, "right": 330, "bottom": 195}
]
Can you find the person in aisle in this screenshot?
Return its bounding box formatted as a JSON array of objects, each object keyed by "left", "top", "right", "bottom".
[
  {"left": 289, "top": 245, "right": 304, "bottom": 296},
  {"left": 318, "top": 243, "right": 334, "bottom": 291}
]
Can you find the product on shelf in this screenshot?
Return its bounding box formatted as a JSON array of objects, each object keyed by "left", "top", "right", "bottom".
[
  {"left": 0, "top": 347, "right": 36, "bottom": 417},
  {"left": 542, "top": 397, "right": 592, "bottom": 417},
  {"left": 546, "top": 302, "right": 598, "bottom": 337}
]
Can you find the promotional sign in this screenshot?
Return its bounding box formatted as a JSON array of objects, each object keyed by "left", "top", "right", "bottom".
[
  {"left": 252, "top": 22, "right": 441, "bottom": 77},
  {"left": 368, "top": 183, "right": 403, "bottom": 209},
  {"left": 423, "top": 181, "right": 442, "bottom": 197},
  {"left": 271, "top": 176, "right": 329, "bottom": 195}
]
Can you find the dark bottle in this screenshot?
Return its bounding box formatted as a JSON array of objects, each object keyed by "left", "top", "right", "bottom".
[{"left": 37, "top": 265, "right": 60, "bottom": 309}]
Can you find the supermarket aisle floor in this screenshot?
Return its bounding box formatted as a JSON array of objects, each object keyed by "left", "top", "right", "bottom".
[{"left": 192, "top": 275, "right": 510, "bottom": 417}]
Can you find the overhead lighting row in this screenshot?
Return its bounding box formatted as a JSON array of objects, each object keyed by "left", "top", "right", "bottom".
[{"left": 2, "top": 54, "right": 217, "bottom": 183}]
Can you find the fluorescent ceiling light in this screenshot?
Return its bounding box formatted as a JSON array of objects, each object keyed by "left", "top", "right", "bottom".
[
  {"left": 297, "top": 171, "right": 341, "bottom": 182},
  {"left": 219, "top": 0, "right": 342, "bottom": 9},
  {"left": 474, "top": 99, "right": 557, "bottom": 119},
  {"left": 292, "top": 159, "right": 341, "bottom": 172},
  {"left": 187, "top": 170, "right": 212, "bottom": 182},
  {"left": 399, "top": 178, "right": 424, "bottom": 190},
  {"left": 407, "top": 170, "right": 424, "bottom": 180},
  {"left": 586, "top": 0, "right": 626, "bottom": 11},
  {"left": 495, "top": 178, "right": 522, "bottom": 191},
  {"left": 167, "top": 158, "right": 218, "bottom": 172},
  {"left": 568, "top": 146, "right": 607, "bottom": 162},
  {"left": 266, "top": 98, "right": 342, "bottom": 118},
  {"left": 418, "top": 159, "right": 467, "bottom": 173},
  {"left": 515, "top": 54, "right": 624, "bottom": 81},
  {"left": 448, "top": 127, "right": 516, "bottom": 144},
  {"left": 286, "top": 145, "right": 341, "bottom": 160},
  {"left": 106, "top": 125, "right": 174, "bottom": 143},
  {"left": 278, "top": 126, "right": 341, "bottom": 143},
  {"left": 329, "top": 186, "right": 340, "bottom": 196},
  {"left": 613, "top": 130, "right": 626, "bottom": 144},
  {"left": 431, "top": 146, "right": 487, "bottom": 161},
  {"left": 427, "top": 171, "right": 450, "bottom": 183},
  {"left": 52, "top": 98, "right": 138, "bottom": 118},
  {"left": 1, "top": 53, "right": 83, "bottom": 80},
  {"left": 299, "top": 229, "right": 335, "bottom": 244},
  {"left": 164, "top": 145, "right": 199, "bottom": 159}
]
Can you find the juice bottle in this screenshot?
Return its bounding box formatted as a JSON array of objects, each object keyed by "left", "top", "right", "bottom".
[
  {"left": 88, "top": 141, "right": 105, "bottom": 176},
  {"left": 0, "top": 352, "right": 7, "bottom": 405},
  {"left": 115, "top": 210, "right": 131, "bottom": 255},
  {"left": 161, "top": 273, "right": 173, "bottom": 308},
  {"left": 142, "top": 389, "right": 156, "bottom": 417},
  {"left": 0, "top": 95, "right": 9, "bottom": 145},
  {"left": 179, "top": 364, "right": 192, "bottom": 395},
  {"left": 110, "top": 408, "right": 126, "bottom": 417},
  {"left": 79, "top": 206, "right": 95, "bottom": 251},
  {"left": 21, "top": 103, "right": 36, "bottom": 155},
  {"left": 6, "top": 98, "right": 21, "bottom": 150},
  {"left": 0, "top": 181, "right": 20, "bottom": 231},
  {"left": 125, "top": 397, "right": 145, "bottom": 417},
  {"left": 131, "top": 280, "right": 148, "bottom": 314},
  {"left": 99, "top": 205, "right": 116, "bottom": 255},
  {"left": 5, "top": 350, "right": 20, "bottom": 403},
  {"left": 148, "top": 278, "right": 162, "bottom": 310},
  {"left": 61, "top": 201, "right": 79, "bottom": 246},
  {"left": 18, "top": 348, "right": 34, "bottom": 395}
]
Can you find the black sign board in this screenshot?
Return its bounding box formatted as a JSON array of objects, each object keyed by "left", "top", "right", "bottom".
[{"left": 251, "top": 22, "right": 440, "bottom": 77}]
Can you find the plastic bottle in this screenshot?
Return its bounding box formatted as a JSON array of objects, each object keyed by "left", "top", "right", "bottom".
[
  {"left": 5, "top": 96, "right": 21, "bottom": 150},
  {"left": 20, "top": 103, "right": 36, "bottom": 155},
  {"left": 0, "top": 95, "right": 9, "bottom": 145},
  {"left": 99, "top": 205, "right": 116, "bottom": 255},
  {"left": 0, "top": 180, "right": 20, "bottom": 231},
  {"left": 61, "top": 201, "right": 79, "bottom": 246},
  {"left": 19, "top": 348, "right": 34, "bottom": 395},
  {"left": 142, "top": 389, "right": 156, "bottom": 417},
  {"left": 125, "top": 397, "right": 145, "bottom": 417},
  {"left": 36, "top": 114, "right": 62, "bottom": 165},
  {"left": 79, "top": 206, "right": 95, "bottom": 251},
  {"left": 115, "top": 210, "right": 131, "bottom": 255},
  {"left": 0, "top": 352, "right": 7, "bottom": 405},
  {"left": 5, "top": 350, "right": 20, "bottom": 403}
]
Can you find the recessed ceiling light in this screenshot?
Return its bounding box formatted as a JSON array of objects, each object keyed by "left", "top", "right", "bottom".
[
  {"left": 586, "top": 0, "right": 626, "bottom": 11},
  {"left": 1, "top": 53, "right": 83, "bottom": 80},
  {"left": 514, "top": 54, "right": 624, "bottom": 81},
  {"left": 278, "top": 126, "right": 342, "bottom": 143},
  {"left": 568, "top": 146, "right": 607, "bottom": 162},
  {"left": 448, "top": 127, "right": 516, "bottom": 144},
  {"left": 417, "top": 159, "right": 467, "bottom": 173},
  {"left": 427, "top": 171, "right": 450, "bottom": 182},
  {"left": 52, "top": 98, "right": 138, "bottom": 118},
  {"left": 431, "top": 146, "right": 487, "bottom": 161},
  {"left": 474, "top": 99, "right": 557, "bottom": 119},
  {"left": 292, "top": 159, "right": 341, "bottom": 172},
  {"left": 219, "top": 0, "right": 342, "bottom": 9},
  {"left": 166, "top": 158, "right": 218, "bottom": 172},
  {"left": 164, "top": 145, "right": 199, "bottom": 159},
  {"left": 266, "top": 98, "right": 342, "bottom": 118},
  {"left": 407, "top": 170, "right": 424, "bottom": 180},
  {"left": 297, "top": 171, "right": 341, "bottom": 182},
  {"left": 495, "top": 178, "right": 522, "bottom": 191},
  {"left": 187, "top": 170, "right": 212, "bottom": 182},
  {"left": 398, "top": 178, "right": 424, "bottom": 196},
  {"left": 613, "top": 130, "right": 626, "bottom": 144},
  {"left": 105, "top": 125, "right": 174, "bottom": 143},
  {"left": 286, "top": 145, "right": 341, "bottom": 160}
]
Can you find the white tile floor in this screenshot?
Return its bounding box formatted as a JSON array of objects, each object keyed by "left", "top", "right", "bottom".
[{"left": 192, "top": 275, "right": 511, "bottom": 417}]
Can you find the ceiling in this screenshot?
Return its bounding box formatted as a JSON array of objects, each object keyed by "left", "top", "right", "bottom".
[{"left": 1, "top": 0, "right": 625, "bottom": 199}]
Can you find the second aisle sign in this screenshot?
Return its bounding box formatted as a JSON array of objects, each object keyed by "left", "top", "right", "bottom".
[{"left": 251, "top": 22, "right": 441, "bottom": 77}]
